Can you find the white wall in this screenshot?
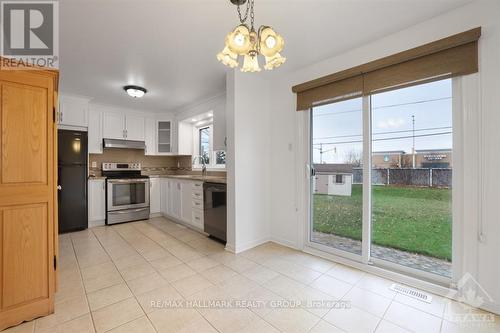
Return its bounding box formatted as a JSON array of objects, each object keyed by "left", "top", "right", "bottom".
[
  {"left": 266, "top": 0, "right": 500, "bottom": 312},
  {"left": 226, "top": 70, "right": 272, "bottom": 253},
  {"left": 174, "top": 93, "right": 225, "bottom": 122}
]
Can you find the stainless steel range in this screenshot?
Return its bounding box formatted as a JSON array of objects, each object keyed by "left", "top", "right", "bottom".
[{"left": 102, "top": 162, "right": 150, "bottom": 225}]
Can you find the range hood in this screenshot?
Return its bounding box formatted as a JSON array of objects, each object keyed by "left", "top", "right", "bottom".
[{"left": 103, "top": 139, "right": 146, "bottom": 150}]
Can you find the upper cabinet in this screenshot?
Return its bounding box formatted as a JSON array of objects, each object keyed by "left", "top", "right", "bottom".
[
  {"left": 88, "top": 106, "right": 103, "bottom": 154},
  {"left": 157, "top": 119, "right": 174, "bottom": 154},
  {"left": 102, "top": 111, "right": 125, "bottom": 140},
  {"left": 58, "top": 95, "right": 89, "bottom": 128},
  {"left": 102, "top": 111, "right": 145, "bottom": 141},
  {"left": 144, "top": 118, "right": 156, "bottom": 156},
  {"left": 125, "top": 114, "right": 145, "bottom": 141},
  {"left": 87, "top": 103, "right": 176, "bottom": 155}
]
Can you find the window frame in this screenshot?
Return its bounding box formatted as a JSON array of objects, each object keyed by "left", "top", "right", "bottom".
[
  {"left": 303, "top": 77, "right": 462, "bottom": 287},
  {"left": 192, "top": 123, "right": 226, "bottom": 170}
]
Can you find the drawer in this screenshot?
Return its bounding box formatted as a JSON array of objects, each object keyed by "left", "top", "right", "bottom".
[
  {"left": 192, "top": 198, "right": 203, "bottom": 210},
  {"left": 192, "top": 182, "right": 203, "bottom": 190},
  {"left": 192, "top": 210, "right": 203, "bottom": 228},
  {"left": 192, "top": 189, "right": 203, "bottom": 200}
]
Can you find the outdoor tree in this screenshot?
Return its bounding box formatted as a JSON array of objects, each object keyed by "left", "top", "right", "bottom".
[{"left": 345, "top": 149, "right": 362, "bottom": 167}]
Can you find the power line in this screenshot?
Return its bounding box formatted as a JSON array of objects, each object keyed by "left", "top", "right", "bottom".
[
  {"left": 312, "top": 96, "right": 452, "bottom": 118},
  {"left": 312, "top": 131, "right": 452, "bottom": 146},
  {"left": 312, "top": 126, "right": 452, "bottom": 141}
]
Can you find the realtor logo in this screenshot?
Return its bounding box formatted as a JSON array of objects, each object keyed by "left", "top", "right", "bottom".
[
  {"left": 1, "top": 1, "right": 58, "bottom": 69},
  {"left": 445, "top": 273, "right": 495, "bottom": 328}
]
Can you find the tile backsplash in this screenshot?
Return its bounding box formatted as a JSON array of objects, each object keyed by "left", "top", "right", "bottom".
[
  {"left": 89, "top": 148, "right": 192, "bottom": 176},
  {"left": 88, "top": 148, "right": 226, "bottom": 178}
]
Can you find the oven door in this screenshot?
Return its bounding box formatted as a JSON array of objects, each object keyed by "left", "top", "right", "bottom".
[{"left": 107, "top": 178, "right": 150, "bottom": 211}]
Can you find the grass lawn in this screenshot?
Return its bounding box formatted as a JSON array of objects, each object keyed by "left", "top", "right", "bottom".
[{"left": 313, "top": 184, "right": 452, "bottom": 261}]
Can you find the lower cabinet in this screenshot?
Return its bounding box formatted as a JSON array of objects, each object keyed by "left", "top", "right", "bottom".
[
  {"left": 88, "top": 179, "right": 105, "bottom": 225},
  {"left": 149, "top": 177, "right": 160, "bottom": 214},
  {"left": 160, "top": 179, "right": 169, "bottom": 215},
  {"left": 159, "top": 178, "right": 204, "bottom": 230}
]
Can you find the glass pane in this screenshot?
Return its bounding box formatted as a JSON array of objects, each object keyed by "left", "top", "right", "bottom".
[
  {"left": 311, "top": 97, "right": 363, "bottom": 255},
  {"left": 158, "top": 143, "right": 171, "bottom": 153},
  {"left": 158, "top": 130, "right": 171, "bottom": 144},
  {"left": 113, "top": 183, "right": 145, "bottom": 206},
  {"left": 199, "top": 127, "right": 210, "bottom": 164},
  {"left": 158, "top": 121, "right": 171, "bottom": 130},
  {"left": 371, "top": 78, "right": 452, "bottom": 278}
]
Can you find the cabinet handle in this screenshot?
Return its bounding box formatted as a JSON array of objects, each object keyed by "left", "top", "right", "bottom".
[{"left": 60, "top": 112, "right": 63, "bottom": 123}]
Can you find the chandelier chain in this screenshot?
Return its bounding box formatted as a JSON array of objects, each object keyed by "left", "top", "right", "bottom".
[
  {"left": 250, "top": 0, "right": 255, "bottom": 31},
  {"left": 237, "top": 0, "right": 250, "bottom": 24}
]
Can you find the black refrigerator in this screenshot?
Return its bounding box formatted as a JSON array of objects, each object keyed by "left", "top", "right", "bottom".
[{"left": 58, "top": 130, "right": 88, "bottom": 233}]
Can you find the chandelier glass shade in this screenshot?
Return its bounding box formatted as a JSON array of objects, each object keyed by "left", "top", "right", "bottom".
[{"left": 217, "top": 0, "right": 286, "bottom": 72}]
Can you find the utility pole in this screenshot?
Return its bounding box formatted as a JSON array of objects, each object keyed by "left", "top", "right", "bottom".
[
  {"left": 412, "top": 115, "right": 416, "bottom": 169},
  {"left": 319, "top": 143, "right": 323, "bottom": 164}
]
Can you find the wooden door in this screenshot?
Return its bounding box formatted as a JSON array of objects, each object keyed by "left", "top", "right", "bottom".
[{"left": 0, "top": 70, "right": 56, "bottom": 330}]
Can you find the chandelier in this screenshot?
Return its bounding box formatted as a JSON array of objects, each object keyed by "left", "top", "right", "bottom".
[{"left": 217, "top": 0, "right": 286, "bottom": 72}]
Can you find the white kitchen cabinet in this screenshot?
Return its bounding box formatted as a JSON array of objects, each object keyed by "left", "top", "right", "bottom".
[
  {"left": 144, "top": 118, "right": 156, "bottom": 155},
  {"left": 180, "top": 181, "right": 193, "bottom": 222},
  {"left": 103, "top": 111, "right": 126, "bottom": 140},
  {"left": 88, "top": 106, "right": 103, "bottom": 154},
  {"left": 58, "top": 95, "right": 89, "bottom": 128},
  {"left": 102, "top": 111, "right": 145, "bottom": 141},
  {"left": 150, "top": 177, "right": 160, "bottom": 215},
  {"left": 170, "top": 180, "right": 182, "bottom": 220},
  {"left": 160, "top": 178, "right": 169, "bottom": 215},
  {"left": 157, "top": 120, "right": 173, "bottom": 154},
  {"left": 125, "top": 114, "right": 145, "bottom": 141},
  {"left": 159, "top": 178, "right": 204, "bottom": 230},
  {"left": 88, "top": 179, "right": 106, "bottom": 225}
]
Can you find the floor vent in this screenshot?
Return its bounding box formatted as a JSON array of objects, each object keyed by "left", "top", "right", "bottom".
[{"left": 390, "top": 284, "right": 432, "bottom": 303}]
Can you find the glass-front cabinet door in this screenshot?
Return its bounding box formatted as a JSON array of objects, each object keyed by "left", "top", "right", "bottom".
[{"left": 157, "top": 120, "right": 172, "bottom": 154}]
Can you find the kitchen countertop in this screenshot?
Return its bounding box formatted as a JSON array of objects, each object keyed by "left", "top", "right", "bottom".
[
  {"left": 149, "top": 174, "right": 227, "bottom": 184},
  {"left": 89, "top": 174, "right": 227, "bottom": 184}
]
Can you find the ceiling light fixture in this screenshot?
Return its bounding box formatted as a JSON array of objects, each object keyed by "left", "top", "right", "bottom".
[
  {"left": 217, "top": 0, "right": 286, "bottom": 72},
  {"left": 123, "top": 85, "right": 147, "bottom": 98}
]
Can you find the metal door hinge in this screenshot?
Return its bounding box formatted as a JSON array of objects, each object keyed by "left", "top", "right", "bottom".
[{"left": 53, "top": 255, "right": 57, "bottom": 270}]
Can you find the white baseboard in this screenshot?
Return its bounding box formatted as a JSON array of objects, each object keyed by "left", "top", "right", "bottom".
[
  {"left": 225, "top": 243, "right": 236, "bottom": 253},
  {"left": 269, "top": 236, "right": 301, "bottom": 250},
  {"left": 233, "top": 237, "right": 271, "bottom": 254},
  {"left": 149, "top": 213, "right": 162, "bottom": 218},
  {"left": 88, "top": 220, "right": 105, "bottom": 228}
]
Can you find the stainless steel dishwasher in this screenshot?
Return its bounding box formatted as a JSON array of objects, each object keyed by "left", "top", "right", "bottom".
[{"left": 203, "top": 182, "right": 227, "bottom": 242}]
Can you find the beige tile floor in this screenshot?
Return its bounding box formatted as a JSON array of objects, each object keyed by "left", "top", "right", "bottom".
[{"left": 4, "top": 216, "right": 499, "bottom": 333}]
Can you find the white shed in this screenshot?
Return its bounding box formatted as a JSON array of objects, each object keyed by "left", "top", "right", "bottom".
[{"left": 314, "top": 164, "right": 354, "bottom": 196}]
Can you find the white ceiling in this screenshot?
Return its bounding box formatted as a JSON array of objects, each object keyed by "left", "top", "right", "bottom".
[{"left": 60, "top": 0, "right": 471, "bottom": 112}]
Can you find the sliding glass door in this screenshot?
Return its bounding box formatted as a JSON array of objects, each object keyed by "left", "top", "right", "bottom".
[
  {"left": 310, "top": 97, "right": 363, "bottom": 256},
  {"left": 309, "top": 78, "right": 453, "bottom": 279}
]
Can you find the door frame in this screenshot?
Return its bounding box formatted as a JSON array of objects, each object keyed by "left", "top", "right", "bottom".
[{"left": 301, "top": 77, "right": 470, "bottom": 288}]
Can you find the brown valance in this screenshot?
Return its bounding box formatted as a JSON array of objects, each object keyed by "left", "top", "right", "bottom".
[{"left": 292, "top": 27, "right": 481, "bottom": 111}]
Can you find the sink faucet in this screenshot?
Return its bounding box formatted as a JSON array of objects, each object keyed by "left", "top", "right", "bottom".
[{"left": 192, "top": 155, "right": 207, "bottom": 179}]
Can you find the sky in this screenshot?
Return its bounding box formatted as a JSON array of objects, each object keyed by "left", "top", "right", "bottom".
[{"left": 312, "top": 78, "right": 452, "bottom": 164}]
